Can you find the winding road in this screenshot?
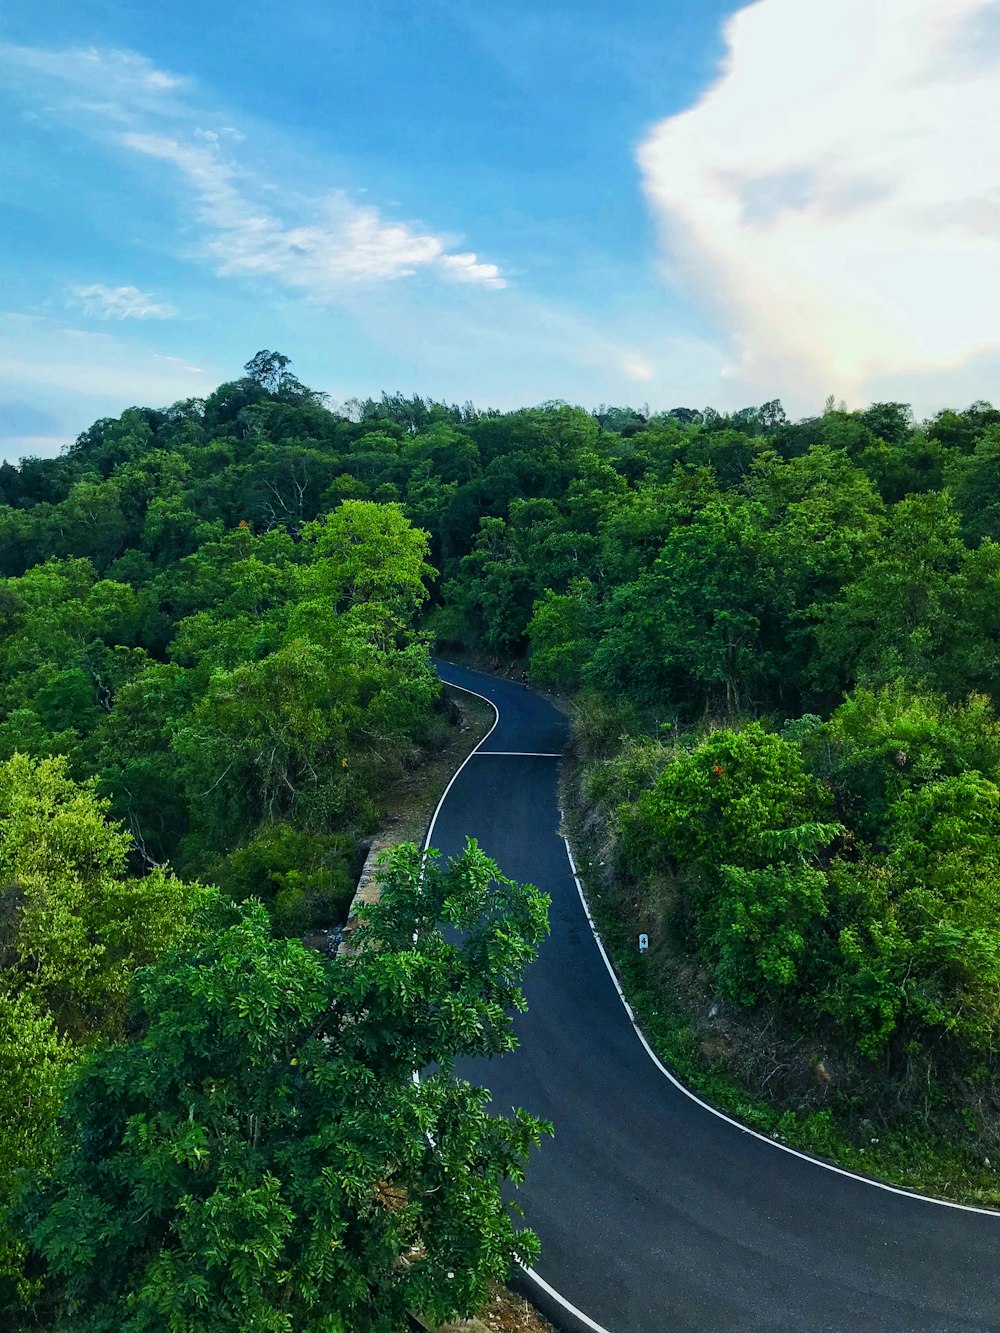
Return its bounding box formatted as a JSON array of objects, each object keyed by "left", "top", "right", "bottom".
[{"left": 429, "top": 662, "right": 1000, "bottom": 1333}]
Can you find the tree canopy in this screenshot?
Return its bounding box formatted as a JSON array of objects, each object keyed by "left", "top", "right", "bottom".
[
  {"left": 21, "top": 841, "right": 549, "bottom": 1333},
  {"left": 4, "top": 350, "right": 1000, "bottom": 1286}
]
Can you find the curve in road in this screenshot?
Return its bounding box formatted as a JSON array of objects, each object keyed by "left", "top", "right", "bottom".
[{"left": 430, "top": 662, "right": 1000, "bottom": 1333}]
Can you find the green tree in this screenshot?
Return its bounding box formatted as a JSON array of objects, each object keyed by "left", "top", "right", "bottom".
[
  {"left": 0, "top": 991, "right": 71, "bottom": 1310},
  {"left": 0, "top": 754, "right": 203, "bottom": 1041},
  {"left": 298, "top": 500, "right": 432, "bottom": 636},
  {"left": 25, "top": 841, "right": 551, "bottom": 1333},
  {"left": 0, "top": 755, "right": 204, "bottom": 1315},
  {"left": 809, "top": 492, "right": 981, "bottom": 697},
  {"left": 711, "top": 863, "right": 828, "bottom": 1005},
  {"left": 950, "top": 424, "right": 1000, "bottom": 545},
  {"left": 587, "top": 498, "right": 776, "bottom": 712},
  {"left": 527, "top": 580, "right": 599, "bottom": 690},
  {"left": 812, "top": 682, "right": 1000, "bottom": 841},
  {"left": 620, "top": 726, "right": 839, "bottom": 1001}
]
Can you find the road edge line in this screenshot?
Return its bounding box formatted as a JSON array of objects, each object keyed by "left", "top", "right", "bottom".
[
  {"left": 432, "top": 672, "right": 617, "bottom": 1332},
  {"left": 559, "top": 827, "right": 1000, "bottom": 1219},
  {"left": 422, "top": 678, "right": 500, "bottom": 854},
  {"left": 517, "top": 1265, "right": 613, "bottom": 1333}
]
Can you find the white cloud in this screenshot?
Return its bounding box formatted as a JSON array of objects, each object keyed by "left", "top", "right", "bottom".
[
  {"left": 70, "top": 283, "right": 178, "bottom": 320},
  {"left": 639, "top": 0, "right": 1000, "bottom": 405},
  {"left": 440, "top": 252, "right": 506, "bottom": 288},
  {"left": 0, "top": 42, "right": 189, "bottom": 116},
  {"left": 120, "top": 131, "right": 507, "bottom": 292},
  {"left": 0, "top": 41, "right": 505, "bottom": 296},
  {"left": 0, "top": 313, "right": 219, "bottom": 463}
]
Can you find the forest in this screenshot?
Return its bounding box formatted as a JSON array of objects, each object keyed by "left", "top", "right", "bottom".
[{"left": 3, "top": 349, "right": 1000, "bottom": 1323}]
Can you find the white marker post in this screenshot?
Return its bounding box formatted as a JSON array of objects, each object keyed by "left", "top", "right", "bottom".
[{"left": 638, "top": 933, "right": 649, "bottom": 953}]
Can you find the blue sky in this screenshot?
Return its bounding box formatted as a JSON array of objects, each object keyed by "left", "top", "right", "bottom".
[{"left": 2, "top": 0, "right": 999, "bottom": 461}]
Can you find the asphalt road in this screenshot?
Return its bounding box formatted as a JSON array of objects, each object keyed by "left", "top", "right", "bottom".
[{"left": 431, "top": 662, "right": 1000, "bottom": 1333}]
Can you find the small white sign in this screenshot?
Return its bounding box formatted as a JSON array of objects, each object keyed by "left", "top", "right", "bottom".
[{"left": 638, "top": 933, "right": 649, "bottom": 953}]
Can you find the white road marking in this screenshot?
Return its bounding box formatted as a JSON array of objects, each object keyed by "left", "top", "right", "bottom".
[
  {"left": 433, "top": 668, "right": 998, "bottom": 1333},
  {"left": 521, "top": 1264, "right": 614, "bottom": 1333},
  {"left": 423, "top": 681, "right": 500, "bottom": 853},
  {"left": 559, "top": 829, "right": 1000, "bottom": 1218}
]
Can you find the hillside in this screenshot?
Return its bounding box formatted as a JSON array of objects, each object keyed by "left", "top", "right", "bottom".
[{"left": 3, "top": 353, "right": 1000, "bottom": 1322}]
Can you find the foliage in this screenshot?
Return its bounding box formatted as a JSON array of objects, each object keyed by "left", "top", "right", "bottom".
[
  {"left": 206, "top": 824, "right": 356, "bottom": 937},
  {"left": 622, "top": 724, "right": 834, "bottom": 870},
  {"left": 7, "top": 351, "right": 1000, "bottom": 1206},
  {"left": 710, "top": 863, "right": 829, "bottom": 1006},
  {"left": 596, "top": 688, "right": 1000, "bottom": 1083},
  {"left": 0, "top": 477, "right": 440, "bottom": 922},
  {"left": 0, "top": 754, "right": 202, "bottom": 1042},
  {"left": 615, "top": 726, "right": 839, "bottom": 1014},
  {"left": 0, "top": 990, "right": 71, "bottom": 1310},
  {"left": 809, "top": 682, "right": 1000, "bottom": 840},
  {"left": 5, "top": 356, "right": 1000, "bottom": 726},
  {"left": 0, "top": 755, "right": 203, "bottom": 1316},
  {"left": 22, "top": 842, "right": 550, "bottom": 1333}
]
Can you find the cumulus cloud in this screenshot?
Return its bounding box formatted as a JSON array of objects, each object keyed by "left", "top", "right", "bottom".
[
  {"left": 70, "top": 283, "right": 178, "bottom": 320},
  {"left": 639, "top": 0, "right": 1000, "bottom": 403}
]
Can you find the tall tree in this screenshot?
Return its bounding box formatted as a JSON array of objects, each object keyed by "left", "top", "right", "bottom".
[
  {"left": 0, "top": 754, "right": 204, "bottom": 1313},
  {"left": 24, "top": 842, "right": 551, "bottom": 1333}
]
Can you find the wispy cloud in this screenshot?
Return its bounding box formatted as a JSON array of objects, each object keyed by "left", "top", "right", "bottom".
[
  {"left": 70, "top": 283, "right": 178, "bottom": 320},
  {"left": 0, "top": 314, "right": 208, "bottom": 401},
  {"left": 0, "top": 40, "right": 505, "bottom": 296},
  {"left": 120, "top": 131, "right": 506, "bottom": 291},
  {"left": 638, "top": 0, "right": 1000, "bottom": 403},
  {"left": 0, "top": 37, "right": 704, "bottom": 418},
  {"left": 0, "top": 43, "right": 190, "bottom": 116},
  {"left": 0, "top": 313, "right": 216, "bottom": 462}
]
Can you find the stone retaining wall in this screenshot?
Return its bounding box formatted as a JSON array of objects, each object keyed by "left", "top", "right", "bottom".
[{"left": 338, "top": 831, "right": 395, "bottom": 954}]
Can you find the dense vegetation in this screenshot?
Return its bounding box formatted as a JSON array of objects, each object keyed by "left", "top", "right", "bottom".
[
  {"left": 0, "top": 355, "right": 447, "bottom": 934},
  {"left": 19, "top": 841, "right": 549, "bottom": 1332},
  {"left": 2, "top": 780, "right": 549, "bottom": 1329},
  {"left": 3, "top": 349, "right": 1000, "bottom": 1323},
  {"left": 594, "top": 688, "right": 1000, "bottom": 1104},
  {"left": 0, "top": 355, "right": 555, "bottom": 1328},
  {"left": 0, "top": 756, "right": 205, "bottom": 1307}
]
